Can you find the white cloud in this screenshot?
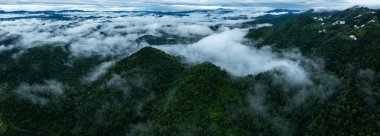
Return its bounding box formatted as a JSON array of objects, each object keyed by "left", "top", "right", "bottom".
[
  {"left": 0, "top": 10, "right": 313, "bottom": 85},
  {"left": 83, "top": 61, "right": 115, "bottom": 83},
  {"left": 0, "top": 10, "right": 345, "bottom": 87},
  {"left": 171, "top": 24, "right": 214, "bottom": 37},
  {"left": 155, "top": 29, "right": 310, "bottom": 85},
  {"left": 0, "top": 10, "right": 260, "bottom": 56},
  {"left": 16, "top": 80, "right": 66, "bottom": 105}
]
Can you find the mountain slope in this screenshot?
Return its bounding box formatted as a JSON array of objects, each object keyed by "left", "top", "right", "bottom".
[
  {"left": 150, "top": 62, "right": 242, "bottom": 135},
  {"left": 246, "top": 7, "right": 380, "bottom": 74},
  {"left": 0, "top": 7, "right": 380, "bottom": 136}
]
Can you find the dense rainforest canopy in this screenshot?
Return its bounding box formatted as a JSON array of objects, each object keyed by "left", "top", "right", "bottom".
[{"left": 0, "top": 6, "right": 380, "bottom": 136}]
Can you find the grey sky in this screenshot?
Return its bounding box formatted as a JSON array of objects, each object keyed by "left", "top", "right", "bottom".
[{"left": 0, "top": 0, "right": 379, "bottom": 11}]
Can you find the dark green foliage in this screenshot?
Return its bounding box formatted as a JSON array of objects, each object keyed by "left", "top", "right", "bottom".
[
  {"left": 1, "top": 7, "right": 380, "bottom": 136},
  {"left": 0, "top": 45, "right": 106, "bottom": 135},
  {"left": 149, "top": 62, "right": 242, "bottom": 135},
  {"left": 0, "top": 45, "right": 105, "bottom": 88},
  {"left": 241, "top": 13, "right": 299, "bottom": 28},
  {"left": 108, "top": 47, "right": 185, "bottom": 90},
  {"left": 245, "top": 7, "right": 380, "bottom": 136},
  {"left": 0, "top": 46, "right": 69, "bottom": 87},
  {"left": 247, "top": 14, "right": 322, "bottom": 52},
  {"left": 71, "top": 47, "right": 185, "bottom": 135},
  {"left": 246, "top": 7, "right": 380, "bottom": 73}
]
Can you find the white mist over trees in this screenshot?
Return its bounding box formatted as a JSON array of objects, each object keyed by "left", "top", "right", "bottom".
[{"left": 0, "top": 6, "right": 380, "bottom": 136}]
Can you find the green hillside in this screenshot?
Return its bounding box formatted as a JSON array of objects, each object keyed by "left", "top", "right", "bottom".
[{"left": 0, "top": 7, "right": 380, "bottom": 136}]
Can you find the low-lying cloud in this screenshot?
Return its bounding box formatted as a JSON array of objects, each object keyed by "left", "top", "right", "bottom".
[
  {"left": 83, "top": 61, "right": 115, "bottom": 83},
  {"left": 0, "top": 10, "right": 327, "bottom": 85},
  {"left": 155, "top": 29, "right": 310, "bottom": 84},
  {"left": 0, "top": 11, "right": 259, "bottom": 57},
  {"left": 16, "top": 80, "right": 66, "bottom": 105}
]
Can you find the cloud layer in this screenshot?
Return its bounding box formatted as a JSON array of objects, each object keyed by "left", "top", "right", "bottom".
[
  {"left": 155, "top": 29, "right": 310, "bottom": 84},
  {"left": 0, "top": 11, "right": 261, "bottom": 56},
  {"left": 0, "top": 10, "right": 334, "bottom": 86}
]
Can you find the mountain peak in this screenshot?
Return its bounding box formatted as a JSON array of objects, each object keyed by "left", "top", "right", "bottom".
[{"left": 345, "top": 5, "right": 370, "bottom": 11}]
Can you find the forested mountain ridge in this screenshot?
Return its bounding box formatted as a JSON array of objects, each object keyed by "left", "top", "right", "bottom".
[
  {"left": 0, "top": 7, "right": 380, "bottom": 136},
  {"left": 247, "top": 6, "right": 380, "bottom": 74}
]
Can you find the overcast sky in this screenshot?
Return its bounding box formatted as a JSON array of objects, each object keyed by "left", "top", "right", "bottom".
[{"left": 0, "top": 0, "right": 379, "bottom": 11}]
